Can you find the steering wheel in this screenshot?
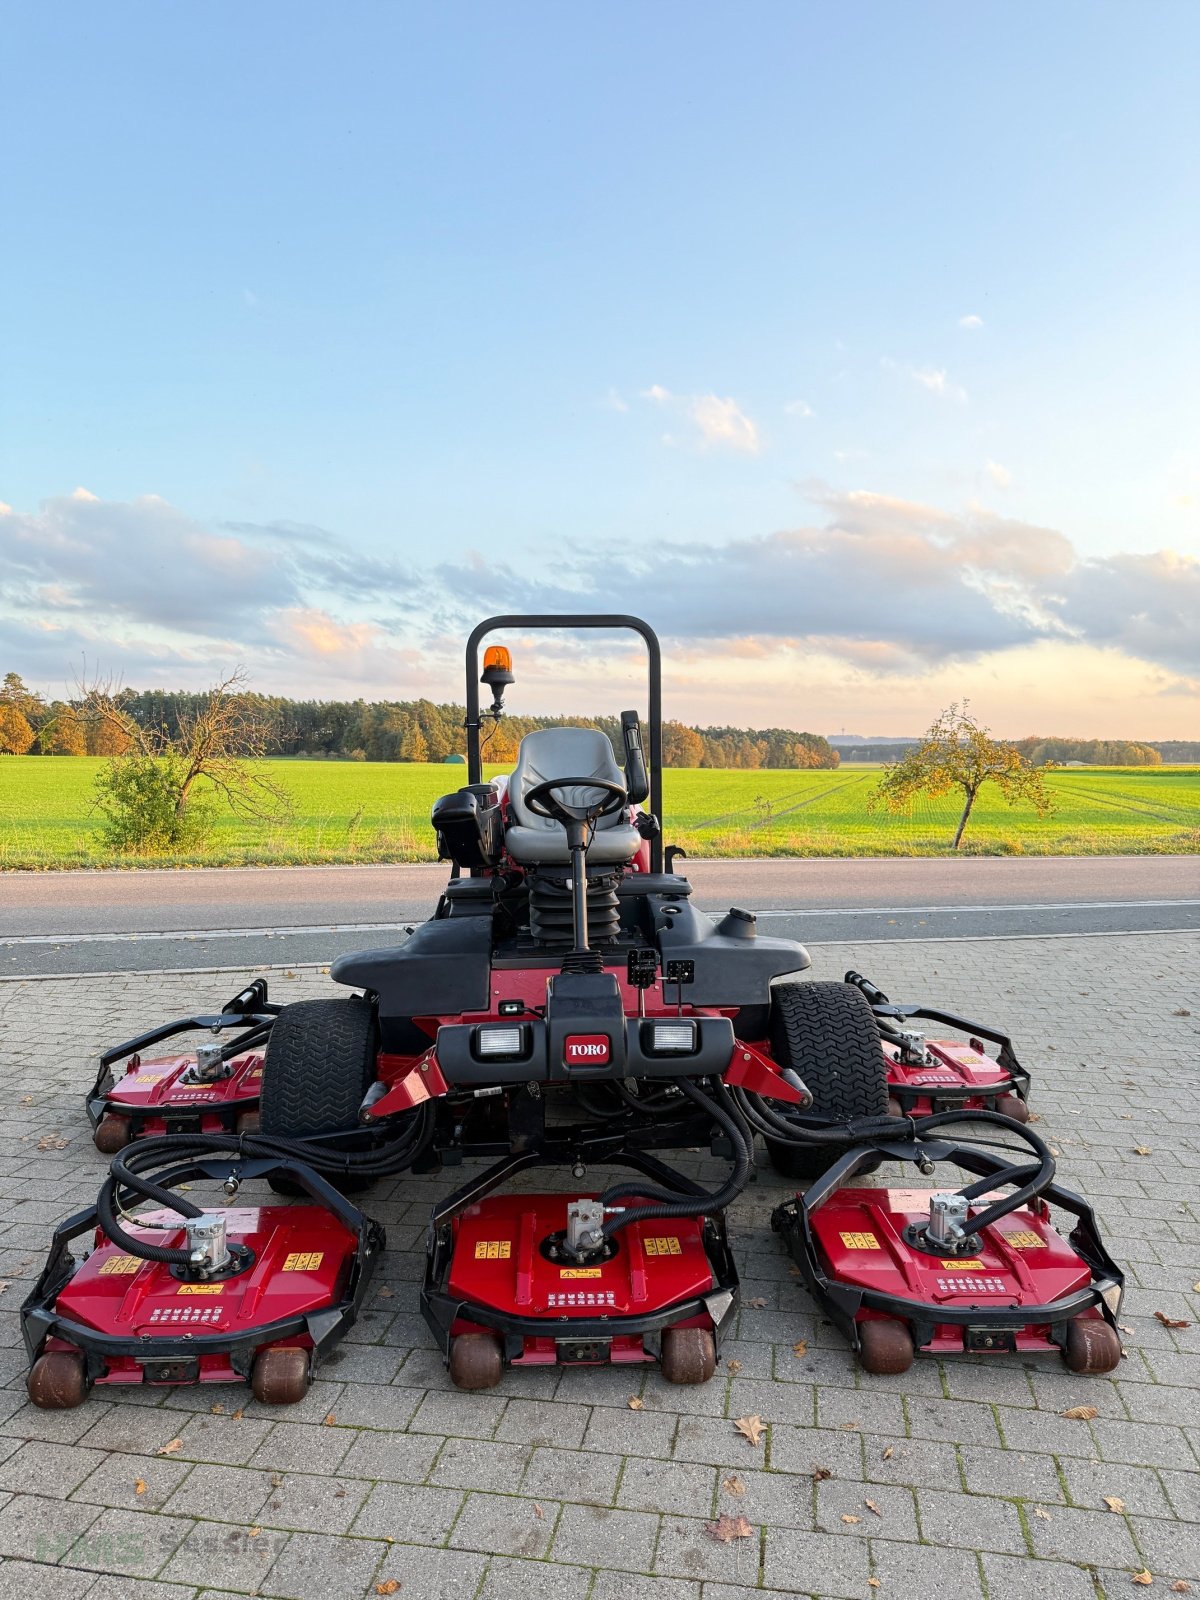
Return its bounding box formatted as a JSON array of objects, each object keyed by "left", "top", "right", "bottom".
[{"left": 524, "top": 777, "right": 627, "bottom": 827}]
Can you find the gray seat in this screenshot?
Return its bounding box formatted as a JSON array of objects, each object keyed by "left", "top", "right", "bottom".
[{"left": 505, "top": 727, "right": 641, "bottom": 866}]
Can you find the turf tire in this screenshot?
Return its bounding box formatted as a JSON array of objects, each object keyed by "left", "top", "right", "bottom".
[
  {"left": 260, "top": 996, "right": 378, "bottom": 1194},
  {"left": 763, "top": 980, "right": 888, "bottom": 1182}
]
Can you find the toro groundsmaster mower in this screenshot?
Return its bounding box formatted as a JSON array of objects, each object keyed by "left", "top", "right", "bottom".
[{"left": 38, "top": 612, "right": 1121, "bottom": 1402}]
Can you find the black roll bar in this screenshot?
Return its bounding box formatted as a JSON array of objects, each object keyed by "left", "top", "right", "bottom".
[{"left": 464, "top": 614, "right": 664, "bottom": 873}]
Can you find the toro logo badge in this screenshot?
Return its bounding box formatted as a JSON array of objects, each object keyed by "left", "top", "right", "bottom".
[{"left": 564, "top": 1035, "right": 610, "bottom": 1066}]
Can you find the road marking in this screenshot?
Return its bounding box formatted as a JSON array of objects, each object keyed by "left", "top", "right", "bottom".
[{"left": 2, "top": 899, "right": 1196, "bottom": 946}]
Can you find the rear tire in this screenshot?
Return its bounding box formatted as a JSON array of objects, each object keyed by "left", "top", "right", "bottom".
[
  {"left": 449, "top": 1333, "right": 503, "bottom": 1390},
  {"left": 28, "top": 1349, "right": 88, "bottom": 1409},
  {"left": 93, "top": 1114, "right": 132, "bottom": 1155},
  {"left": 260, "top": 998, "right": 378, "bottom": 1194},
  {"left": 763, "top": 981, "right": 889, "bottom": 1181},
  {"left": 251, "top": 1346, "right": 311, "bottom": 1404},
  {"left": 1062, "top": 1316, "right": 1121, "bottom": 1375},
  {"left": 661, "top": 1326, "right": 716, "bottom": 1385},
  {"left": 993, "top": 1092, "right": 1030, "bottom": 1124},
  {"left": 857, "top": 1318, "right": 914, "bottom": 1375}
]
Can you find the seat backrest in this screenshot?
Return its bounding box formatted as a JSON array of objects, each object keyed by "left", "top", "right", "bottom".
[{"left": 508, "top": 728, "right": 627, "bottom": 834}]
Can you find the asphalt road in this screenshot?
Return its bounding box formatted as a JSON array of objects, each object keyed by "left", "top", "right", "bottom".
[{"left": 2, "top": 855, "right": 1197, "bottom": 977}]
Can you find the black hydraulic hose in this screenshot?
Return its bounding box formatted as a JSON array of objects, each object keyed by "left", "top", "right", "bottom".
[
  {"left": 599, "top": 1077, "right": 753, "bottom": 1242},
  {"left": 913, "top": 1109, "right": 1056, "bottom": 1232},
  {"left": 97, "top": 1151, "right": 208, "bottom": 1265}
]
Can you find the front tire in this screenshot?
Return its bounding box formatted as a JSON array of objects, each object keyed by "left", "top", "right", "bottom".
[
  {"left": 762, "top": 981, "right": 889, "bottom": 1181},
  {"left": 260, "top": 997, "right": 378, "bottom": 1193}
]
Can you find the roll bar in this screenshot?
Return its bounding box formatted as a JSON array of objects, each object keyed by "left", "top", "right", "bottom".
[{"left": 464, "top": 614, "right": 664, "bottom": 873}]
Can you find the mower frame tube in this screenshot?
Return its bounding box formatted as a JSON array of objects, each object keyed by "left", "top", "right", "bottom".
[{"left": 88, "top": 1014, "right": 277, "bottom": 1129}]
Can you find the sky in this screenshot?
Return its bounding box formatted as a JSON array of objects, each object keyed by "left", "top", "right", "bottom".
[{"left": 1, "top": 1, "right": 1198, "bottom": 738}]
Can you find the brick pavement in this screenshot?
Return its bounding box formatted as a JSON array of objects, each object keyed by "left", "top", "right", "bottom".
[{"left": 0, "top": 931, "right": 1195, "bottom": 1599}]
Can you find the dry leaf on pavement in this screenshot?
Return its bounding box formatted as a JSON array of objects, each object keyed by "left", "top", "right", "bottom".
[
  {"left": 1034, "top": 1507, "right": 1053, "bottom": 1520},
  {"left": 376, "top": 1583, "right": 401, "bottom": 1596},
  {"left": 811, "top": 1466, "right": 834, "bottom": 1481},
  {"left": 726, "top": 1359, "right": 743, "bottom": 1375},
  {"left": 705, "top": 1513, "right": 753, "bottom": 1543},
  {"left": 723, "top": 1475, "right": 746, "bottom": 1496},
  {"left": 864, "top": 1498, "right": 883, "bottom": 1517},
  {"left": 745, "top": 1297, "right": 768, "bottom": 1308},
  {"left": 1154, "top": 1311, "right": 1190, "bottom": 1329},
  {"left": 792, "top": 1340, "right": 808, "bottom": 1358},
  {"left": 1104, "top": 1496, "right": 1127, "bottom": 1514},
  {"left": 323, "top": 1413, "right": 337, "bottom": 1426},
  {"left": 841, "top": 1514, "right": 861, "bottom": 1524},
  {"left": 733, "top": 1415, "right": 765, "bottom": 1447},
  {"left": 134, "top": 1479, "right": 147, "bottom": 1495},
  {"left": 1133, "top": 1146, "right": 1152, "bottom": 1156},
  {"left": 1060, "top": 1405, "right": 1098, "bottom": 1421},
  {"left": 881, "top": 1446, "right": 894, "bottom": 1460},
  {"left": 156, "top": 1438, "right": 183, "bottom": 1456},
  {"left": 627, "top": 1397, "right": 644, "bottom": 1410},
  {"left": 1131, "top": 1570, "right": 1153, "bottom": 1586}
]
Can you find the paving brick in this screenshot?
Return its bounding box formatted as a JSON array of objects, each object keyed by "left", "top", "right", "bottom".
[
  {"left": 449, "top": 1490, "right": 557, "bottom": 1559},
  {"left": 70, "top": 1453, "right": 193, "bottom": 1513},
  {"left": 551, "top": 1502, "right": 660, "bottom": 1572},
  {"left": 863, "top": 1433, "right": 960, "bottom": 1492},
  {"left": 904, "top": 1396, "right": 1002, "bottom": 1446},
  {"left": 479, "top": 1556, "right": 594, "bottom": 1599},
  {"left": 1059, "top": 1455, "right": 1174, "bottom": 1518},
  {"left": 868, "top": 1538, "right": 984, "bottom": 1597},
  {"left": 815, "top": 1479, "right": 917, "bottom": 1541},
  {"left": 760, "top": 1525, "right": 872, "bottom": 1598},
  {"left": 769, "top": 1424, "right": 863, "bottom": 1482},
  {"left": 65, "top": 1507, "right": 196, "bottom": 1577},
  {"left": 259, "top": 1530, "right": 387, "bottom": 1600},
  {"left": 1093, "top": 1417, "right": 1198, "bottom": 1469},
  {"left": 1129, "top": 1512, "right": 1200, "bottom": 1580},
  {"left": 495, "top": 1397, "right": 591, "bottom": 1449},
  {"left": 159, "top": 1461, "right": 275, "bottom": 1520},
  {"left": 586, "top": 1404, "right": 678, "bottom": 1459},
  {"left": 916, "top": 1487, "right": 1028, "bottom": 1554},
  {"left": 429, "top": 1434, "right": 530, "bottom": 1491},
  {"left": 0, "top": 1441, "right": 111, "bottom": 1499},
  {"left": 593, "top": 1572, "right": 699, "bottom": 1600},
  {"left": 247, "top": 1420, "right": 355, "bottom": 1476},
  {"left": 619, "top": 1456, "right": 718, "bottom": 1519},
  {"left": 1026, "top": 1501, "right": 1141, "bottom": 1567},
  {"left": 0, "top": 1561, "right": 93, "bottom": 1600},
  {"left": 369, "top": 1542, "right": 488, "bottom": 1599},
  {"left": 257, "top": 1471, "right": 371, "bottom": 1534},
  {"left": 407, "top": 1389, "right": 507, "bottom": 1440},
  {"left": 959, "top": 1442, "right": 1065, "bottom": 1502},
  {"left": 521, "top": 1445, "right": 621, "bottom": 1505},
  {"left": 980, "top": 1550, "right": 1101, "bottom": 1600},
  {"left": 0, "top": 1491, "right": 102, "bottom": 1563},
  {"left": 350, "top": 1481, "right": 463, "bottom": 1543},
  {"left": 336, "top": 1428, "right": 441, "bottom": 1484},
  {"left": 653, "top": 1513, "right": 761, "bottom": 1584},
  {"left": 160, "top": 1522, "right": 291, "bottom": 1589}
]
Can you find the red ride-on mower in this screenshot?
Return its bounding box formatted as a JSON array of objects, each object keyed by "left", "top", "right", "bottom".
[
  {"left": 844, "top": 971, "right": 1032, "bottom": 1122},
  {"left": 23, "top": 1136, "right": 384, "bottom": 1408},
  {"left": 771, "top": 1109, "right": 1123, "bottom": 1376},
  {"left": 87, "top": 980, "right": 278, "bottom": 1154}
]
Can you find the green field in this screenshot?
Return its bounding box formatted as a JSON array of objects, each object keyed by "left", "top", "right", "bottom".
[{"left": 1, "top": 758, "right": 1196, "bottom": 869}]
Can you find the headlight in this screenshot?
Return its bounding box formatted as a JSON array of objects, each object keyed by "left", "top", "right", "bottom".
[
  {"left": 473, "top": 1024, "right": 529, "bottom": 1061},
  {"left": 643, "top": 1020, "right": 698, "bottom": 1055}
]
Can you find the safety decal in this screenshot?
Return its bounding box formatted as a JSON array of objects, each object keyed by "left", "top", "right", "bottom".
[
  {"left": 839, "top": 1231, "right": 880, "bottom": 1250},
  {"left": 98, "top": 1254, "right": 140, "bottom": 1276},
  {"left": 474, "top": 1240, "right": 512, "bottom": 1260},
  {"left": 644, "top": 1237, "right": 682, "bottom": 1256},
  {"left": 282, "top": 1251, "right": 325, "bottom": 1271}
]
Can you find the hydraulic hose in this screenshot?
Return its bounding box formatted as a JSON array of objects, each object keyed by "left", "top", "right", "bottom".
[{"left": 598, "top": 1076, "right": 754, "bottom": 1242}]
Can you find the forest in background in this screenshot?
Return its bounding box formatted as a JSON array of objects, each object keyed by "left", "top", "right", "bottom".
[{"left": 1, "top": 672, "right": 1194, "bottom": 769}]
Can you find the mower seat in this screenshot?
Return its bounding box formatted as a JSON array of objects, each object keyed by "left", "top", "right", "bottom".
[{"left": 504, "top": 728, "right": 641, "bottom": 867}]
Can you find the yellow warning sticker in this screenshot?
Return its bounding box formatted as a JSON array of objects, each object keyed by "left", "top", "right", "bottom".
[
  {"left": 1002, "top": 1231, "right": 1046, "bottom": 1250},
  {"left": 560, "top": 1268, "right": 603, "bottom": 1279},
  {"left": 282, "top": 1251, "right": 325, "bottom": 1271},
  {"left": 474, "top": 1240, "right": 511, "bottom": 1260},
  {"left": 839, "top": 1231, "right": 880, "bottom": 1250},
  {"left": 940, "top": 1258, "right": 985, "bottom": 1270},
  {"left": 98, "top": 1253, "right": 140, "bottom": 1276},
  {"left": 644, "top": 1236, "right": 682, "bottom": 1256},
  {"left": 134, "top": 1073, "right": 164, "bottom": 1083},
  {"left": 177, "top": 1284, "right": 223, "bottom": 1295}
]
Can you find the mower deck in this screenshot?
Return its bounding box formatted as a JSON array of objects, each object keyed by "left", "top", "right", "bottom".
[{"left": 92, "top": 1050, "right": 264, "bottom": 1149}]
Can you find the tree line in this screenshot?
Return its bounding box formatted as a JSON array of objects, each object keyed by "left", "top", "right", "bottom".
[{"left": 0, "top": 673, "right": 841, "bottom": 769}]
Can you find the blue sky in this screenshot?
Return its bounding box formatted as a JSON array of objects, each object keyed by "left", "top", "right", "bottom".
[{"left": 2, "top": 1, "right": 1197, "bottom": 734}]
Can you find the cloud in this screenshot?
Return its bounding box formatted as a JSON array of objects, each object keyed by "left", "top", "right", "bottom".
[
  {"left": 785, "top": 400, "right": 815, "bottom": 419},
  {"left": 3, "top": 487, "right": 1195, "bottom": 718},
  {"left": 958, "top": 314, "right": 984, "bottom": 330},
  {"left": 985, "top": 460, "right": 1012, "bottom": 489},
  {"left": 883, "top": 359, "right": 968, "bottom": 403},
  {"left": 641, "top": 385, "right": 762, "bottom": 454},
  {"left": 600, "top": 387, "right": 629, "bottom": 413}
]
